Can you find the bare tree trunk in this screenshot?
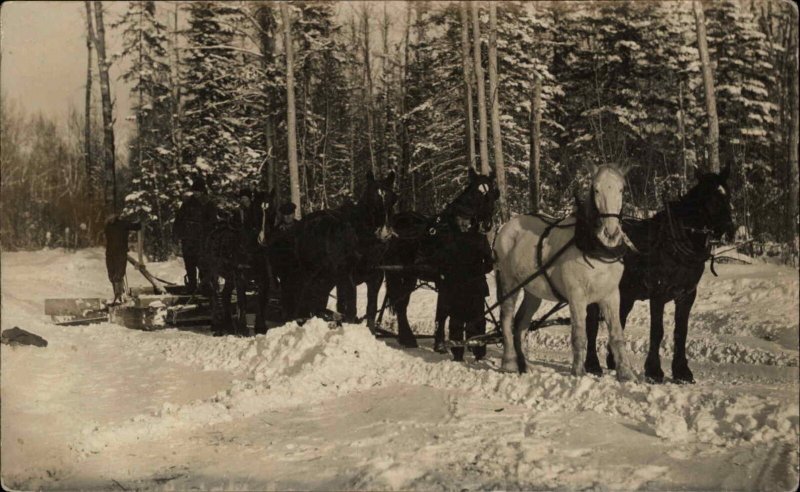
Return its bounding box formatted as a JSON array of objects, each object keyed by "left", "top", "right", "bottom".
[
  {"left": 789, "top": 22, "right": 799, "bottom": 245},
  {"left": 459, "top": 2, "right": 476, "bottom": 169},
  {"left": 281, "top": 2, "right": 301, "bottom": 219},
  {"left": 92, "top": 1, "right": 117, "bottom": 214},
  {"left": 488, "top": 2, "right": 506, "bottom": 217},
  {"left": 362, "top": 5, "right": 377, "bottom": 175},
  {"left": 170, "top": 1, "right": 182, "bottom": 185},
  {"left": 529, "top": 74, "right": 542, "bottom": 214},
  {"left": 693, "top": 0, "right": 720, "bottom": 173},
  {"left": 398, "top": 2, "right": 412, "bottom": 211},
  {"left": 471, "top": 1, "right": 490, "bottom": 174},
  {"left": 84, "top": 1, "right": 95, "bottom": 198},
  {"left": 678, "top": 81, "right": 687, "bottom": 194},
  {"left": 256, "top": 5, "right": 276, "bottom": 194},
  {"left": 381, "top": 3, "right": 390, "bottom": 174}
]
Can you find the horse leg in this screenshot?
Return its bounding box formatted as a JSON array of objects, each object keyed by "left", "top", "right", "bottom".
[
  {"left": 365, "top": 273, "right": 382, "bottom": 330},
  {"left": 512, "top": 292, "right": 541, "bottom": 374},
  {"left": 644, "top": 298, "right": 666, "bottom": 383},
  {"left": 222, "top": 276, "right": 236, "bottom": 335},
  {"left": 606, "top": 294, "right": 635, "bottom": 370},
  {"left": 235, "top": 272, "right": 250, "bottom": 337},
  {"left": 497, "top": 270, "right": 521, "bottom": 373},
  {"left": 568, "top": 299, "right": 589, "bottom": 377},
  {"left": 584, "top": 303, "right": 603, "bottom": 375},
  {"left": 254, "top": 264, "right": 269, "bottom": 334},
  {"left": 672, "top": 289, "right": 697, "bottom": 384},
  {"left": 433, "top": 289, "right": 449, "bottom": 353},
  {"left": 336, "top": 279, "right": 357, "bottom": 323},
  {"left": 396, "top": 278, "right": 418, "bottom": 348},
  {"left": 598, "top": 290, "right": 635, "bottom": 382}
]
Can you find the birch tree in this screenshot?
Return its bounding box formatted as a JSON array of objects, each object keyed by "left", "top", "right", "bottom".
[
  {"left": 694, "top": 0, "right": 720, "bottom": 173},
  {"left": 84, "top": 1, "right": 95, "bottom": 199},
  {"left": 459, "top": 2, "right": 476, "bottom": 169},
  {"left": 488, "top": 1, "right": 506, "bottom": 216},
  {"left": 282, "top": 2, "right": 301, "bottom": 219},
  {"left": 92, "top": 1, "right": 117, "bottom": 214},
  {"left": 471, "top": 1, "right": 490, "bottom": 174}
]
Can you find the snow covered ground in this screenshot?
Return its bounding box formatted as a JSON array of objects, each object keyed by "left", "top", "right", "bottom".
[{"left": 2, "top": 247, "right": 798, "bottom": 490}]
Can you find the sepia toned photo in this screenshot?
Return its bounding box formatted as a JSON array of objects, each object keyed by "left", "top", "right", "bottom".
[{"left": 1, "top": 0, "right": 798, "bottom": 489}]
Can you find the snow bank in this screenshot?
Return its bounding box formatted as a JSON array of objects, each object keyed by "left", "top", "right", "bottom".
[{"left": 73, "top": 319, "right": 798, "bottom": 458}]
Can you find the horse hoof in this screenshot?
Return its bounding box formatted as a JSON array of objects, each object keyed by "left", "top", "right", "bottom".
[
  {"left": 645, "top": 367, "right": 665, "bottom": 384},
  {"left": 584, "top": 361, "right": 603, "bottom": 376},
  {"left": 571, "top": 365, "right": 586, "bottom": 378},
  {"left": 500, "top": 360, "right": 518, "bottom": 373},
  {"left": 433, "top": 341, "right": 448, "bottom": 354},
  {"left": 398, "top": 337, "right": 419, "bottom": 348},
  {"left": 672, "top": 366, "right": 695, "bottom": 384},
  {"left": 616, "top": 367, "right": 636, "bottom": 383},
  {"left": 644, "top": 375, "right": 664, "bottom": 384}
]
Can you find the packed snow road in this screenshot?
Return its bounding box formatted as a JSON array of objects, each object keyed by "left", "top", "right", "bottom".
[{"left": 2, "top": 248, "right": 798, "bottom": 490}]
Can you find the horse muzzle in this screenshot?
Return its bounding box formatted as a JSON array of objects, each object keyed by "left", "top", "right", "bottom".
[{"left": 375, "top": 225, "right": 397, "bottom": 242}]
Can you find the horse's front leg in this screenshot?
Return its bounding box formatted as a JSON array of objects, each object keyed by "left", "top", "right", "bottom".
[
  {"left": 433, "top": 283, "right": 448, "bottom": 353},
  {"left": 584, "top": 303, "right": 603, "bottom": 375},
  {"left": 497, "top": 271, "right": 521, "bottom": 373},
  {"left": 365, "top": 273, "right": 383, "bottom": 330},
  {"left": 644, "top": 298, "right": 666, "bottom": 383},
  {"left": 672, "top": 289, "right": 697, "bottom": 384},
  {"left": 336, "top": 278, "right": 357, "bottom": 323},
  {"left": 598, "top": 290, "right": 635, "bottom": 382},
  {"left": 395, "top": 276, "right": 418, "bottom": 348},
  {"left": 606, "top": 293, "right": 635, "bottom": 370},
  {"left": 235, "top": 271, "right": 250, "bottom": 337},
  {"left": 568, "top": 298, "right": 589, "bottom": 377}
]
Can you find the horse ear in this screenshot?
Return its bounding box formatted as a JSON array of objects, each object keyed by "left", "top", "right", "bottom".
[
  {"left": 468, "top": 166, "right": 478, "bottom": 180},
  {"left": 385, "top": 171, "right": 396, "bottom": 187},
  {"left": 366, "top": 170, "right": 375, "bottom": 183},
  {"left": 720, "top": 162, "right": 731, "bottom": 181}
]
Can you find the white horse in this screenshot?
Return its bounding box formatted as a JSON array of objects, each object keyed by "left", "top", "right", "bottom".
[{"left": 493, "top": 165, "right": 637, "bottom": 382}]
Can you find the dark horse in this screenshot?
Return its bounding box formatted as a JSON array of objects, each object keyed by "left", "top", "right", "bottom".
[
  {"left": 384, "top": 168, "right": 500, "bottom": 348},
  {"left": 266, "top": 171, "right": 397, "bottom": 321},
  {"left": 584, "top": 165, "right": 735, "bottom": 383},
  {"left": 203, "top": 188, "right": 279, "bottom": 336}
]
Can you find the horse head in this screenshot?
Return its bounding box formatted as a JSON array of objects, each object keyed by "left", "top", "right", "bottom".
[
  {"left": 684, "top": 163, "right": 736, "bottom": 241},
  {"left": 585, "top": 164, "right": 634, "bottom": 251},
  {"left": 448, "top": 167, "right": 500, "bottom": 233},
  {"left": 254, "top": 188, "right": 279, "bottom": 246},
  {"left": 359, "top": 170, "right": 398, "bottom": 242}
]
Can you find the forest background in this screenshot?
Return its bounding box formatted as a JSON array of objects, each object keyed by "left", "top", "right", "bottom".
[{"left": 1, "top": 0, "right": 797, "bottom": 264}]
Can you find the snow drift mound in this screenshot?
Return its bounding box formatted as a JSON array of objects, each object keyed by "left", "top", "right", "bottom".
[{"left": 74, "top": 320, "right": 798, "bottom": 459}]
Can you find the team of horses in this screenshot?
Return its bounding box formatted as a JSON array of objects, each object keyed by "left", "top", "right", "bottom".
[{"left": 199, "top": 163, "right": 734, "bottom": 384}]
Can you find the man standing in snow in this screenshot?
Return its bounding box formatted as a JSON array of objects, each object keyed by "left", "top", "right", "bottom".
[
  {"left": 174, "top": 175, "right": 216, "bottom": 293},
  {"left": 437, "top": 205, "right": 493, "bottom": 362},
  {"left": 104, "top": 214, "right": 141, "bottom": 304}
]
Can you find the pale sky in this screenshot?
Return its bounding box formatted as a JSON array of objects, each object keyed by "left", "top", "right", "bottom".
[
  {"left": 1, "top": 1, "right": 133, "bottom": 138},
  {"left": 0, "top": 0, "right": 408, "bottom": 146}
]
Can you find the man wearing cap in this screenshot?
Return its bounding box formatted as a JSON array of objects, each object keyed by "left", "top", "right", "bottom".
[
  {"left": 174, "top": 175, "right": 216, "bottom": 292},
  {"left": 277, "top": 202, "right": 298, "bottom": 232},
  {"left": 436, "top": 204, "right": 493, "bottom": 362}
]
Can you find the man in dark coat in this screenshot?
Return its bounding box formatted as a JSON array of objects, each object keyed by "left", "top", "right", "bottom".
[
  {"left": 437, "top": 206, "right": 494, "bottom": 362},
  {"left": 174, "top": 175, "right": 216, "bottom": 292},
  {"left": 104, "top": 214, "right": 141, "bottom": 304}
]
